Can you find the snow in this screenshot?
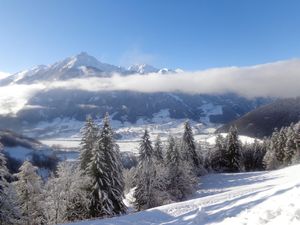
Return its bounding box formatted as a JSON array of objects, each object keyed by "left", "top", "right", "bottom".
[
  {"left": 205, "top": 133, "right": 258, "bottom": 145},
  {"left": 66, "top": 164, "right": 300, "bottom": 225},
  {"left": 128, "top": 64, "right": 159, "bottom": 74},
  {"left": 199, "top": 103, "right": 223, "bottom": 125},
  {"left": 36, "top": 111, "right": 256, "bottom": 155}
]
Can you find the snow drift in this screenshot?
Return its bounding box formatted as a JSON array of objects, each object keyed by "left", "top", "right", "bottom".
[{"left": 67, "top": 164, "right": 300, "bottom": 225}]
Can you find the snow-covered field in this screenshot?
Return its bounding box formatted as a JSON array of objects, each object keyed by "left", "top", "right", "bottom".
[
  {"left": 67, "top": 164, "right": 300, "bottom": 225},
  {"left": 38, "top": 109, "right": 256, "bottom": 154}
]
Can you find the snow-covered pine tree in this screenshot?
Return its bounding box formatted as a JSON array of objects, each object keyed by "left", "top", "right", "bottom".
[
  {"left": 14, "top": 160, "right": 44, "bottom": 225},
  {"left": 284, "top": 125, "right": 297, "bottom": 166},
  {"left": 43, "top": 162, "right": 91, "bottom": 224},
  {"left": 182, "top": 121, "right": 200, "bottom": 169},
  {"left": 225, "top": 126, "right": 241, "bottom": 172},
  {"left": 153, "top": 135, "right": 164, "bottom": 163},
  {"left": 0, "top": 145, "right": 21, "bottom": 225},
  {"left": 79, "top": 115, "right": 99, "bottom": 173},
  {"left": 134, "top": 129, "right": 155, "bottom": 210},
  {"left": 134, "top": 129, "right": 168, "bottom": 210},
  {"left": 241, "top": 140, "right": 266, "bottom": 171},
  {"left": 253, "top": 139, "right": 267, "bottom": 170},
  {"left": 210, "top": 134, "right": 227, "bottom": 172},
  {"left": 166, "top": 136, "right": 197, "bottom": 201},
  {"left": 292, "top": 122, "right": 300, "bottom": 163},
  {"left": 87, "top": 113, "right": 126, "bottom": 218},
  {"left": 275, "top": 128, "right": 287, "bottom": 164},
  {"left": 263, "top": 130, "right": 281, "bottom": 170},
  {"left": 295, "top": 122, "right": 300, "bottom": 150}
]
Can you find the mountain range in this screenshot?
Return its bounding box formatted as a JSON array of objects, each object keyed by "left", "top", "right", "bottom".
[{"left": 0, "top": 52, "right": 272, "bottom": 138}]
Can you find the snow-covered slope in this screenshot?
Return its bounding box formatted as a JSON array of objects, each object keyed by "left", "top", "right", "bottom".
[{"left": 67, "top": 164, "right": 300, "bottom": 225}]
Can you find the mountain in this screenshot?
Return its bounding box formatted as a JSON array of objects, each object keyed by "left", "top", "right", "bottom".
[
  {"left": 128, "top": 64, "right": 159, "bottom": 74},
  {"left": 0, "top": 52, "right": 127, "bottom": 85},
  {"left": 217, "top": 97, "right": 300, "bottom": 138},
  {"left": 0, "top": 52, "right": 176, "bottom": 85},
  {"left": 0, "top": 53, "right": 272, "bottom": 138}
]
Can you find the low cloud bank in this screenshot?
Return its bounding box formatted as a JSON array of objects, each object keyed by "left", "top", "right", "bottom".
[
  {"left": 0, "top": 59, "right": 300, "bottom": 115},
  {"left": 49, "top": 59, "right": 300, "bottom": 98}
]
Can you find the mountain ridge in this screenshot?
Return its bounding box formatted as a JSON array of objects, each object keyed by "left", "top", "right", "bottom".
[
  {"left": 0, "top": 52, "right": 175, "bottom": 85},
  {"left": 217, "top": 97, "right": 300, "bottom": 138}
]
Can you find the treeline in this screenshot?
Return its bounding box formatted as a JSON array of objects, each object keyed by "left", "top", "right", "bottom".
[
  {"left": 263, "top": 122, "right": 300, "bottom": 169},
  {"left": 205, "top": 122, "right": 300, "bottom": 173},
  {"left": 0, "top": 115, "right": 299, "bottom": 225}
]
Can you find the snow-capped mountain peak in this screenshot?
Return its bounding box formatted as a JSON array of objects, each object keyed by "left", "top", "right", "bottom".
[
  {"left": 0, "top": 52, "right": 128, "bottom": 85},
  {"left": 52, "top": 52, "right": 124, "bottom": 73},
  {"left": 128, "top": 64, "right": 159, "bottom": 74},
  {"left": 0, "top": 53, "right": 178, "bottom": 86}
]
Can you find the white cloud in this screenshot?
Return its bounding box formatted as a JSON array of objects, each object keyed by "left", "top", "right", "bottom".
[
  {"left": 0, "top": 58, "right": 300, "bottom": 116},
  {"left": 0, "top": 84, "right": 44, "bottom": 115},
  {"left": 0, "top": 71, "right": 11, "bottom": 79},
  {"left": 48, "top": 58, "right": 300, "bottom": 98}
]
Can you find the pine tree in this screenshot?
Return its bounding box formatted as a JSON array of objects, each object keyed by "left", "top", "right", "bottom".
[
  {"left": 153, "top": 135, "right": 164, "bottom": 163},
  {"left": 79, "top": 116, "right": 99, "bottom": 173},
  {"left": 182, "top": 121, "right": 200, "bottom": 169},
  {"left": 87, "top": 113, "right": 126, "bottom": 218},
  {"left": 275, "top": 128, "right": 287, "bottom": 164},
  {"left": 14, "top": 161, "right": 44, "bottom": 225},
  {"left": 166, "top": 136, "right": 196, "bottom": 201},
  {"left": 134, "top": 129, "right": 155, "bottom": 210},
  {"left": 210, "top": 134, "right": 227, "bottom": 172},
  {"left": 284, "top": 125, "right": 297, "bottom": 166},
  {"left": 292, "top": 122, "right": 300, "bottom": 163},
  {"left": 0, "top": 145, "right": 21, "bottom": 225},
  {"left": 43, "top": 162, "right": 91, "bottom": 224},
  {"left": 134, "top": 130, "right": 168, "bottom": 210},
  {"left": 225, "top": 126, "right": 241, "bottom": 172},
  {"left": 241, "top": 140, "right": 266, "bottom": 171}
]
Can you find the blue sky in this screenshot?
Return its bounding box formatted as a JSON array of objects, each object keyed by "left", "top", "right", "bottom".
[{"left": 1, "top": 0, "right": 300, "bottom": 73}]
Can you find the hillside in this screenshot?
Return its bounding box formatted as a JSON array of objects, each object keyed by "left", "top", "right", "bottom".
[
  {"left": 217, "top": 97, "right": 300, "bottom": 138},
  {"left": 67, "top": 164, "right": 300, "bottom": 225}
]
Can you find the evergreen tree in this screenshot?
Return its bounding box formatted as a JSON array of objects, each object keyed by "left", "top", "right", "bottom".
[
  {"left": 241, "top": 140, "right": 266, "bottom": 171},
  {"left": 134, "top": 130, "right": 168, "bottom": 210},
  {"left": 264, "top": 128, "right": 286, "bottom": 169},
  {"left": 210, "top": 134, "right": 227, "bottom": 172},
  {"left": 166, "top": 136, "right": 196, "bottom": 201},
  {"left": 87, "top": 113, "right": 126, "bottom": 218},
  {"left": 275, "top": 128, "right": 287, "bottom": 164},
  {"left": 284, "top": 126, "right": 297, "bottom": 166},
  {"left": 134, "top": 129, "right": 155, "bottom": 210},
  {"left": 79, "top": 116, "right": 99, "bottom": 173},
  {"left": 14, "top": 161, "right": 44, "bottom": 225},
  {"left": 0, "top": 145, "right": 21, "bottom": 225},
  {"left": 43, "top": 162, "right": 91, "bottom": 224},
  {"left": 225, "top": 126, "right": 241, "bottom": 172},
  {"left": 153, "top": 135, "right": 164, "bottom": 163},
  {"left": 182, "top": 121, "right": 200, "bottom": 169},
  {"left": 292, "top": 122, "right": 300, "bottom": 163}
]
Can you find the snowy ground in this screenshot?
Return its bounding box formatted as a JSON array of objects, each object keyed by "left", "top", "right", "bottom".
[
  {"left": 38, "top": 110, "right": 257, "bottom": 154},
  {"left": 34, "top": 108, "right": 222, "bottom": 152},
  {"left": 66, "top": 164, "right": 300, "bottom": 225}
]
